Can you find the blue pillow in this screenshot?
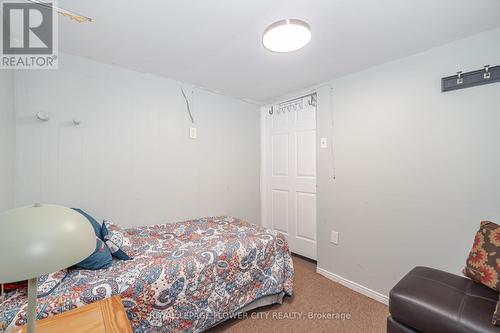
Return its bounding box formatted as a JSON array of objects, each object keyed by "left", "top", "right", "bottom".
[
  {"left": 75, "top": 237, "right": 113, "bottom": 270},
  {"left": 72, "top": 208, "right": 103, "bottom": 239},
  {"left": 72, "top": 208, "right": 113, "bottom": 269},
  {"left": 102, "top": 221, "right": 133, "bottom": 260}
]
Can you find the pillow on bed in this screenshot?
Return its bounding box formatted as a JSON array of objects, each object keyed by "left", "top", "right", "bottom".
[
  {"left": 75, "top": 237, "right": 113, "bottom": 269},
  {"left": 72, "top": 208, "right": 104, "bottom": 239},
  {"left": 71, "top": 208, "right": 113, "bottom": 269},
  {"left": 102, "top": 221, "right": 133, "bottom": 260}
]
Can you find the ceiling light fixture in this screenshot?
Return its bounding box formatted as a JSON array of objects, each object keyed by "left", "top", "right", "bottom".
[
  {"left": 262, "top": 19, "right": 311, "bottom": 53},
  {"left": 27, "top": 0, "right": 93, "bottom": 23}
]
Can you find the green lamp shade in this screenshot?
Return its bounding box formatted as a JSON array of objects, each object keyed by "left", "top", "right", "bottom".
[{"left": 0, "top": 204, "right": 96, "bottom": 283}]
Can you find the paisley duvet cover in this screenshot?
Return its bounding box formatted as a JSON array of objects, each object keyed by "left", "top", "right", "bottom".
[{"left": 0, "top": 216, "right": 294, "bottom": 332}]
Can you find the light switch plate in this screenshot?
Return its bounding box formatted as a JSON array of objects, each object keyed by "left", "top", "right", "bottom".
[
  {"left": 330, "top": 230, "right": 339, "bottom": 245},
  {"left": 189, "top": 127, "right": 197, "bottom": 139},
  {"left": 320, "top": 137, "right": 328, "bottom": 148}
]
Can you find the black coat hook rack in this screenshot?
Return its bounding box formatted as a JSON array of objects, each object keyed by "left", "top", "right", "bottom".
[{"left": 442, "top": 65, "right": 500, "bottom": 92}]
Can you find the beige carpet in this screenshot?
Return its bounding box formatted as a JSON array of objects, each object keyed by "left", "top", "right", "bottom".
[{"left": 208, "top": 255, "right": 389, "bottom": 333}]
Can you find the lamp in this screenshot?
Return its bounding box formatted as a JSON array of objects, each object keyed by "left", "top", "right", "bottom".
[{"left": 0, "top": 204, "right": 96, "bottom": 333}]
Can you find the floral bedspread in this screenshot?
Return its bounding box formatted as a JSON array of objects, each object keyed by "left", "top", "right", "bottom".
[{"left": 0, "top": 217, "right": 294, "bottom": 332}]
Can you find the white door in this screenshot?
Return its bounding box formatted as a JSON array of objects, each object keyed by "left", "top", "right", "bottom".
[{"left": 264, "top": 95, "right": 317, "bottom": 260}]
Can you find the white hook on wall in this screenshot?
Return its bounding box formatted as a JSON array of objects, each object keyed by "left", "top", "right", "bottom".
[
  {"left": 36, "top": 112, "right": 50, "bottom": 122},
  {"left": 484, "top": 65, "right": 491, "bottom": 79},
  {"left": 73, "top": 119, "right": 81, "bottom": 126},
  {"left": 456, "top": 71, "right": 463, "bottom": 84}
]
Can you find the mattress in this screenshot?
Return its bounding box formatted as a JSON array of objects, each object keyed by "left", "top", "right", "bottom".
[{"left": 0, "top": 216, "right": 294, "bottom": 332}]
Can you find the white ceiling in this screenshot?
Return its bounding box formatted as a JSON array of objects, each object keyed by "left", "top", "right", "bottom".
[{"left": 58, "top": 0, "right": 500, "bottom": 103}]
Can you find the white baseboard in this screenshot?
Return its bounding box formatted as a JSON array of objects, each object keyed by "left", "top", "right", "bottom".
[{"left": 316, "top": 267, "right": 389, "bottom": 305}]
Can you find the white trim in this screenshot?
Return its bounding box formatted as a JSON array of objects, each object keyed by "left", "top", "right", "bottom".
[
  {"left": 260, "top": 106, "right": 269, "bottom": 229},
  {"left": 316, "top": 267, "right": 389, "bottom": 305}
]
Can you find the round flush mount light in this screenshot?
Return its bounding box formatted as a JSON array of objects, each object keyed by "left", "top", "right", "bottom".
[{"left": 262, "top": 19, "right": 311, "bottom": 53}]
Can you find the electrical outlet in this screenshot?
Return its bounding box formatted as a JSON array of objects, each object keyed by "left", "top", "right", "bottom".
[
  {"left": 320, "top": 137, "right": 328, "bottom": 148},
  {"left": 189, "top": 127, "right": 197, "bottom": 139},
  {"left": 330, "top": 230, "right": 339, "bottom": 245}
]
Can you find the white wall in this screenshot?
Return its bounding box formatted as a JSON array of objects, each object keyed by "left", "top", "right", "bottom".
[
  {"left": 0, "top": 70, "right": 15, "bottom": 211},
  {"left": 14, "top": 53, "right": 260, "bottom": 227},
  {"left": 314, "top": 28, "right": 500, "bottom": 297}
]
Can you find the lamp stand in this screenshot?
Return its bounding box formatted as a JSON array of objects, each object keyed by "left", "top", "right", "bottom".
[{"left": 27, "top": 277, "right": 37, "bottom": 333}]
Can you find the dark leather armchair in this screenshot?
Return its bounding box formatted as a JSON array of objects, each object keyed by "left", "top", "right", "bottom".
[{"left": 388, "top": 266, "right": 500, "bottom": 333}]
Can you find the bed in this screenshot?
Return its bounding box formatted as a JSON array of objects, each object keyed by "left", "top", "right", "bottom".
[{"left": 0, "top": 216, "right": 294, "bottom": 333}]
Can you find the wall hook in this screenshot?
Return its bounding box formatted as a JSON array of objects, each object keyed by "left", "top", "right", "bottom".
[
  {"left": 308, "top": 94, "right": 317, "bottom": 107},
  {"left": 456, "top": 71, "right": 463, "bottom": 84},
  {"left": 36, "top": 112, "right": 50, "bottom": 121},
  {"left": 484, "top": 65, "right": 491, "bottom": 79},
  {"left": 73, "top": 119, "right": 81, "bottom": 126}
]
